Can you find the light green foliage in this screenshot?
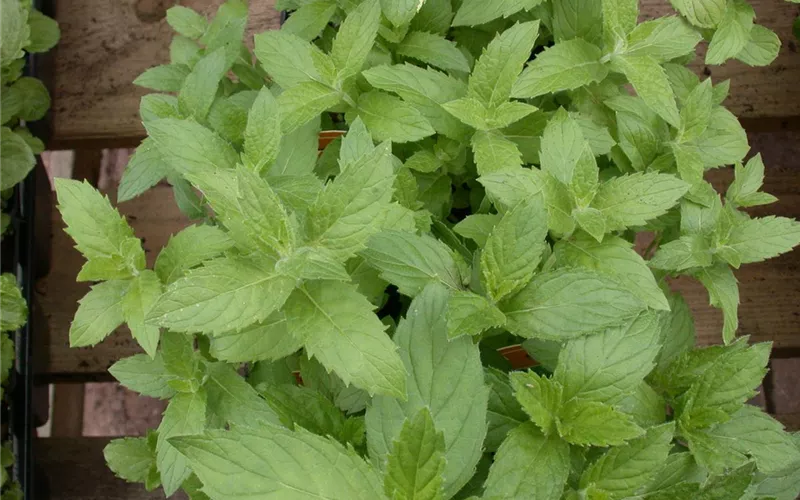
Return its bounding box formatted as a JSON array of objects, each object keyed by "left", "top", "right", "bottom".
[
  {"left": 384, "top": 407, "right": 446, "bottom": 500},
  {"left": 0, "top": 273, "right": 27, "bottom": 332},
  {"left": 54, "top": 1, "right": 800, "bottom": 499}
]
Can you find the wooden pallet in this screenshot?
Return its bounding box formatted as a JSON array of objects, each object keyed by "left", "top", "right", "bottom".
[{"left": 47, "top": 1, "right": 800, "bottom": 148}]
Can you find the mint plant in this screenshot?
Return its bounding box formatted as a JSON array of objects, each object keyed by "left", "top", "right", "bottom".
[
  {"left": 55, "top": 0, "right": 800, "bottom": 498},
  {"left": 0, "top": 1, "right": 58, "bottom": 498}
]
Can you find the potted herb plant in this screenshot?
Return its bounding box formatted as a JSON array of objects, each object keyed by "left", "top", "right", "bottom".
[
  {"left": 55, "top": 0, "right": 800, "bottom": 498},
  {"left": 0, "top": 0, "right": 59, "bottom": 497}
]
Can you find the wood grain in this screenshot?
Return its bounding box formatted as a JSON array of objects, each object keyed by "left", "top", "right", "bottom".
[
  {"left": 49, "top": 1, "right": 800, "bottom": 147},
  {"left": 36, "top": 438, "right": 187, "bottom": 500},
  {"left": 50, "top": 0, "right": 280, "bottom": 148}
]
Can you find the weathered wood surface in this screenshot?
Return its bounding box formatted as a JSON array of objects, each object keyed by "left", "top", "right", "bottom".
[
  {"left": 38, "top": 156, "right": 800, "bottom": 379},
  {"left": 49, "top": 1, "right": 800, "bottom": 147},
  {"left": 36, "top": 438, "right": 187, "bottom": 500},
  {"left": 49, "top": 1, "right": 281, "bottom": 148}
]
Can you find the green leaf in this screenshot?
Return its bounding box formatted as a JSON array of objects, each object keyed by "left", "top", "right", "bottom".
[
  {"left": 649, "top": 234, "right": 713, "bottom": 271},
  {"left": 254, "top": 31, "right": 334, "bottom": 88},
  {"left": 154, "top": 225, "right": 234, "bottom": 284},
  {"left": 670, "top": 0, "right": 727, "bottom": 28},
  {"left": 361, "top": 230, "right": 463, "bottom": 296},
  {"left": 178, "top": 48, "right": 228, "bottom": 120},
  {"left": 139, "top": 94, "right": 180, "bottom": 124},
  {"left": 0, "top": 128, "right": 35, "bottom": 191},
  {"left": 200, "top": 0, "right": 248, "bottom": 68},
  {"left": 146, "top": 256, "right": 295, "bottom": 335},
  {"left": 117, "top": 139, "right": 170, "bottom": 203},
  {"left": 282, "top": 0, "right": 338, "bottom": 41},
  {"left": 242, "top": 87, "right": 281, "bottom": 173},
  {"left": 271, "top": 116, "right": 320, "bottom": 177},
  {"left": 617, "top": 382, "right": 667, "bottom": 428},
  {"left": 204, "top": 362, "right": 281, "bottom": 428},
  {"left": 69, "top": 280, "right": 129, "bottom": 347},
  {"left": 510, "top": 370, "right": 563, "bottom": 435},
  {"left": 539, "top": 109, "right": 586, "bottom": 185},
  {"left": 723, "top": 216, "right": 800, "bottom": 264},
  {"left": 484, "top": 423, "right": 570, "bottom": 500},
  {"left": 557, "top": 398, "right": 644, "bottom": 446},
  {"left": 404, "top": 149, "right": 443, "bottom": 174},
  {"left": 556, "top": 234, "right": 669, "bottom": 310},
  {"left": 552, "top": 0, "right": 603, "bottom": 43},
  {"left": 277, "top": 246, "right": 351, "bottom": 282},
  {"left": 592, "top": 173, "right": 689, "bottom": 231},
  {"left": 384, "top": 407, "right": 447, "bottom": 500},
  {"left": 501, "top": 269, "right": 645, "bottom": 340},
  {"left": 602, "top": 0, "right": 638, "bottom": 48},
  {"left": 170, "top": 425, "right": 384, "bottom": 499},
  {"left": 706, "top": 0, "right": 754, "bottom": 65},
  {"left": 331, "top": 0, "right": 382, "bottom": 81},
  {"left": 12, "top": 77, "right": 50, "bottom": 121},
  {"left": 446, "top": 290, "right": 506, "bottom": 339},
  {"left": 613, "top": 54, "right": 680, "bottom": 127},
  {"left": 366, "top": 284, "right": 488, "bottom": 498},
  {"left": 340, "top": 116, "right": 374, "bottom": 167},
  {"left": 157, "top": 389, "right": 206, "bottom": 496},
  {"left": 693, "top": 263, "right": 739, "bottom": 344},
  {"left": 481, "top": 197, "right": 548, "bottom": 301},
  {"left": 258, "top": 381, "right": 355, "bottom": 445},
  {"left": 680, "top": 341, "right": 769, "bottom": 425},
  {"left": 209, "top": 311, "right": 303, "bottom": 363},
  {"left": 453, "top": 214, "right": 501, "bottom": 247},
  {"left": 580, "top": 423, "right": 675, "bottom": 497},
  {"left": 468, "top": 21, "right": 540, "bottom": 109},
  {"left": 121, "top": 270, "right": 162, "bottom": 358},
  {"left": 397, "top": 31, "right": 470, "bottom": 73},
  {"left": 362, "top": 63, "right": 469, "bottom": 139},
  {"left": 108, "top": 353, "right": 178, "bottom": 399},
  {"left": 696, "top": 462, "right": 755, "bottom": 500},
  {"left": 25, "top": 10, "right": 60, "bottom": 54},
  {"left": 688, "top": 405, "right": 800, "bottom": 476},
  {"left": 284, "top": 281, "right": 406, "bottom": 398},
  {"left": 133, "top": 64, "right": 190, "bottom": 92},
  {"left": 736, "top": 24, "right": 780, "bottom": 66},
  {"left": 0, "top": 0, "right": 28, "bottom": 66},
  {"left": 471, "top": 130, "right": 522, "bottom": 175},
  {"left": 54, "top": 178, "right": 146, "bottom": 278},
  {"left": 170, "top": 35, "right": 201, "bottom": 67},
  {"left": 0, "top": 273, "right": 26, "bottom": 332},
  {"left": 679, "top": 79, "right": 713, "bottom": 142},
  {"left": 278, "top": 81, "right": 342, "bottom": 134},
  {"left": 307, "top": 141, "right": 395, "bottom": 260},
  {"left": 354, "top": 90, "right": 435, "bottom": 143},
  {"left": 104, "top": 437, "right": 156, "bottom": 484},
  {"left": 554, "top": 311, "right": 662, "bottom": 405},
  {"left": 512, "top": 39, "right": 608, "bottom": 98},
  {"left": 145, "top": 118, "right": 239, "bottom": 175},
  {"left": 485, "top": 367, "right": 528, "bottom": 452},
  {"left": 726, "top": 154, "right": 777, "bottom": 207},
  {"left": 655, "top": 292, "right": 697, "bottom": 372},
  {"left": 626, "top": 17, "right": 703, "bottom": 62},
  {"left": 452, "top": 0, "right": 543, "bottom": 27},
  {"left": 166, "top": 6, "right": 208, "bottom": 39},
  {"left": 681, "top": 107, "right": 749, "bottom": 168}
]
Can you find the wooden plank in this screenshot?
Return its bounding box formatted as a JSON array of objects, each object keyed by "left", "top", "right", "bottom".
[
  {"left": 35, "top": 438, "right": 187, "bottom": 500},
  {"left": 50, "top": 1, "right": 280, "bottom": 148},
  {"left": 37, "top": 186, "right": 190, "bottom": 380},
  {"left": 51, "top": 384, "right": 85, "bottom": 437},
  {"left": 49, "top": 1, "right": 800, "bottom": 146},
  {"left": 641, "top": 0, "right": 800, "bottom": 121}
]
